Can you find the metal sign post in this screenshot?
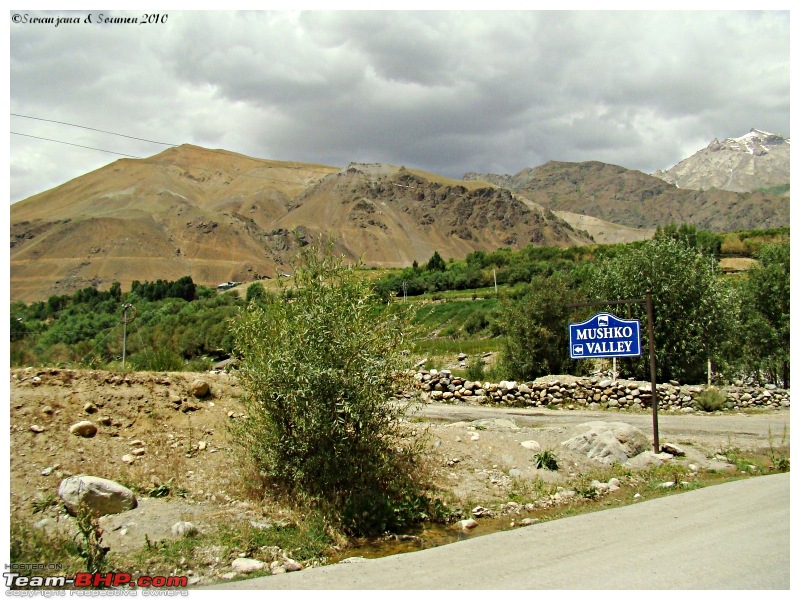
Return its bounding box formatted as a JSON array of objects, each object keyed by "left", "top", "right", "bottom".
[{"left": 568, "top": 291, "right": 659, "bottom": 453}]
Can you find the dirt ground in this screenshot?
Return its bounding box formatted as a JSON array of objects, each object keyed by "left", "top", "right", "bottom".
[{"left": 7, "top": 367, "right": 788, "bottom": 581}]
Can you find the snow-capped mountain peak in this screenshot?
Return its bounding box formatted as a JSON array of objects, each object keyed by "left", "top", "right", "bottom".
[{"left": 652, "top": 129, "right": 790, "bottom": 193}]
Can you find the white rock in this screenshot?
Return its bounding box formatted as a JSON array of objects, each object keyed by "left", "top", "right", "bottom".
[
  {"left": 232, "top": 558, "right": 266, "bottom": 573},
  {"left": 69, "top": 421, "right": 97, "bottom": 438},
  {"left": 340, "top": 557, "right": 370, "bottom": 563},
  {"left": 283, "top": 559, "right": 303, "bottom": 572},
  {"left": 58, "top": 475, "right": 137, "bottom": 517},
  {"left": 562, "top": 421, "right": 650, "bottom": 465},
  {"left": 171, "top": 521, "right": 197, "bottom": 537},
  {"left": 520, "top": 440, "right": 541, "bottom": 451}
]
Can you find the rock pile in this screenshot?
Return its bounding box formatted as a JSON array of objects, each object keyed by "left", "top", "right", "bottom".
[{"left": 414, "top": 370, "right": 790, "bottom": 412}]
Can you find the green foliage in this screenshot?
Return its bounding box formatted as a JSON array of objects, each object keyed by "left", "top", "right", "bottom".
[
  {"left": 73, "top": 510, "right": 111, "bottom": 575},
  {"left": 130, "top": 276, "right": 196, "bottom": 302},
  {"left": 740, "top": 242, "right": 790, "bottom": 386},
  {"left": 655, "top": 222, "right": 722, "bottom": 257},
  {"left": 532, "top": 450, "right": 559, "bottom": 471},
  {"left": 245, "top": 282, "right": 267, "bottom": 304},
  {"left": 426, "top": 251, "right": 447, "bottom": 272},
  {"left": 230, "top": 242, "right": 429, "bottom": 536},
  {"left": 590, "top": 237, "right": 731, "bottom": 384},
  {"left": 463, "top": 310, "right": 490, "bottom": 335},
  {"left": 11, "top": 276, "right": 246, "bottom": 369},
  {"left": 498, "top": 272, "right": 587, "bottom": 381},
  {"left": 755, "top": 183, "right": 789, "bottom": 195},
  {"left": 9, "top": 522, "right": 85, "bottom": 578},
  {"left": 465, "top": 357, "right": 485, "bottom": 382},
  {"left": 694, "top": 387, "right": 727, "bottom": 412},
  {"left": 767, "top": 426, "right": 790, "bottom": 472},
  {"left": 128, "top": 347, "right": 185, "bottom": 372}
]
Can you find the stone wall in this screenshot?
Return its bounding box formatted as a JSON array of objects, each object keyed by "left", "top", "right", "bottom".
[{"left": 414, "top": 370, "right": 790, "bottom": 412}]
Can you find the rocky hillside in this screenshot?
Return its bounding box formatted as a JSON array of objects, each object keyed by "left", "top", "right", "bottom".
[
  {"left": 652, "top": 129, "right": 790, "bottom": 193},
  {"left": 10, "top": 146, "right": 592, "bottom": 302},
  {"left": 465, "top": 160, "right": 789, "bottom": 232}
]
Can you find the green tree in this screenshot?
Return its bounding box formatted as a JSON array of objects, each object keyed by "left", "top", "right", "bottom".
[
  {"left": 426, "top": 251, "right": 446, "bottom": 272},
  {"left": 499, "top": 272, "right": 587, "bottom": 380},
  {"left": 741, "top": 242, "right": 790, "bottom": 387},
  {"left": 245, "top": 282, "right": 267, "bottom": 304},
  {"left": 590, "top": 237, "right": 730, "bottom": 383},
  {"left": 230, "top": 242, "right": 428, "bottom": 535}
]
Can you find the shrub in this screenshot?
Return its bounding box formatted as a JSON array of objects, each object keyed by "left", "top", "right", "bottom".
[
  {"left": 465, "top": 357, "right": 485, "bottom": 382},
  {"left": 230, "top": 241, "right": 429, "bottom": 535},
  {"left": 693, "top": 387, "right": 727, "bottom": 412},
  {"left": 463, "top": 311, "right": 489, "bottom": 335},
  {"left": 532, "top": 450, "right": 559, "bottom": 471},
  {"left": 129, "top": 348, "right": 184, "bottom": 372}
]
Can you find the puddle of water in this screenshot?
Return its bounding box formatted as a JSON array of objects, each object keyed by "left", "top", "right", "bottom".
[{"left": 330, "top": 516, "right": 520, "bottom": 563}]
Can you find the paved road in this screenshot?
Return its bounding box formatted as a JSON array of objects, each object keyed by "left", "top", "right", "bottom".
[{"left": 206, "top": 473, "right": 790, "bottom": 590}]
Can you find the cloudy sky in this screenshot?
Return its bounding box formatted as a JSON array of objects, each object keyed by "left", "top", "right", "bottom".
[{"left": 7, "top": 7, "right": 791, "bottom": 203}]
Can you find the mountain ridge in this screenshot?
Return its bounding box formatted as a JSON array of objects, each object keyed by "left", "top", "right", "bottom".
[
  {"left": 651, "top": 129, "right": 790, "bottom": 193},
  {"left": 10, "top": 146, "right": 594, "bottom": 302}
]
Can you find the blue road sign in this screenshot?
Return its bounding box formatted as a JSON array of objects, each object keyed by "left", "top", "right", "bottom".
[{"left": 569, "top": 312, "right": 641, "bottom": 359}]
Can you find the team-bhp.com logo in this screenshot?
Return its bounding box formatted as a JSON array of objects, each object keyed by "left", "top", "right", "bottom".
[{"left": 4, "top": 566, "right": 188, "bottom": 595}]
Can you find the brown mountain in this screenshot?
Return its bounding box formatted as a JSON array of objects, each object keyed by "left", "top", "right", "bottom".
[
  {"left": 465, "top": 160, "right": 789, "bottom": 232},
  {"left": 10, "top": 145, "right": 593, "bottom": 303}
]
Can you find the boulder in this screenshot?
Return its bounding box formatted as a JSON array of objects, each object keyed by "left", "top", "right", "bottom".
[
  {"left": 70, "top": 421, "right": 97, "bottom": 438},
  {"left": 58, "top": 475, "right": 137, "bottom": 517},
  {"left": 625, "top": 451, "right": 674, "bottom": 469},
  {"left": 190, "top": 380, "right": 210, "bottom": 398},
  {"left": 520, "top": 440, "right": 541, "bottom": 451},
  {"left": 561, "top": 421, "right": 650, "bottom": 465},
  {"left": 171, "top": 521, "right": 197, "bottom": 537},
  {"left": 232, "top": 558, "right": 266, "bottom": 573}
]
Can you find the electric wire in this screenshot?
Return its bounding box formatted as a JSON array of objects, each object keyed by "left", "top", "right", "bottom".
[
  {"left": 11, "top": 113, "right": 505, "bottom": 205},
  {"left": 11, "top": 113, "right": 178, "bottom": 146},
  {"left": 12, "top": 132, "right": 142, "bottom": 158}
]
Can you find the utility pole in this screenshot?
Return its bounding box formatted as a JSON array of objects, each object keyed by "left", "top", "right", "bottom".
[{"left": 120, "top": 304, "right": 137, "bottom": 371}]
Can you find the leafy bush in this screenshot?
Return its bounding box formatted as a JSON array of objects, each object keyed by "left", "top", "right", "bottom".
[
  {"left": 129, "top": 348, "right": 184, "bottom": 372},
  {"left": 230, "top": 242, "right": 429, "bottom": 535},
  {"left": 465, "top": 357, "right": 485, "bottom": 382},
  {"left": 498, "top": 272, "right": 587, "bottom": 381},
  {"left": 693, "top": 387, "right": 727, "bottom": 412},
  {"left": 463, "top": 311, "right": 489, "bottom": 335},
  {"left": 532, "top": 450, "right": 559, "bottom": 471}
]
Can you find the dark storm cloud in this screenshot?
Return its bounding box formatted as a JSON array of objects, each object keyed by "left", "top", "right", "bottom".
[{"left": 9, "top": 9, "right": 790, "bottom": 202}]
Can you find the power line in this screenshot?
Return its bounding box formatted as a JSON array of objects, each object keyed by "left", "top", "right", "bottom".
[
  {"left": 11, "top": 132, "right": 142, "bottom": 158},
  {"left": 11, "top": 114, "right": 498, "bottom": 202},
  {"left": 11, "top": 130, "right": 334, "bottom": 186},
  {"left": 11, "top": 113, "right": 178, "bottom": 146}
]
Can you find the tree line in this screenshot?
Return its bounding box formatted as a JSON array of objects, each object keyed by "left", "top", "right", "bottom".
[{"left": 9, "top": 227, "right": 790, "bottom": 387}]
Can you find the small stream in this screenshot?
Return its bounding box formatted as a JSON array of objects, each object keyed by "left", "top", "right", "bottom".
[{"left": 329, "top": 515, "right": 522, "bottom": 563}]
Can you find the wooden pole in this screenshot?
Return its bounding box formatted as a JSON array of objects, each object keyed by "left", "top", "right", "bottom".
[{"left": 646, "top": 290, "right": 659, "bottom": 453}]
